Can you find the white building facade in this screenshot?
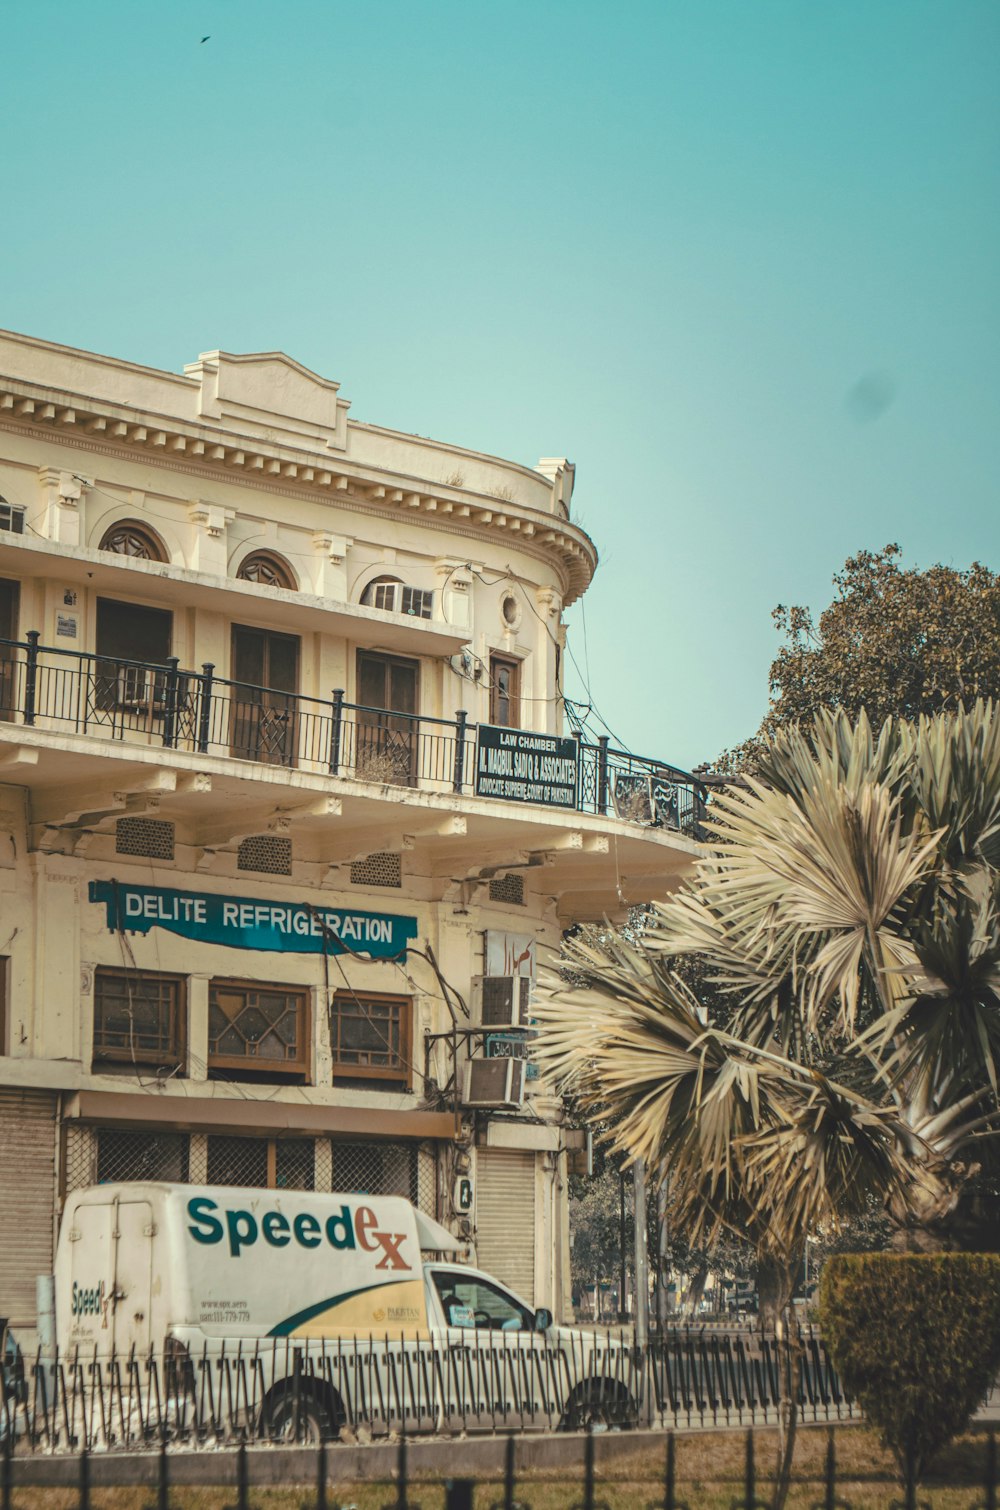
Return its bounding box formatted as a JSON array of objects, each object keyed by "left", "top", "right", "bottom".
[{"left": 0, "top": 329, "right": 703, "bottom": 1340}]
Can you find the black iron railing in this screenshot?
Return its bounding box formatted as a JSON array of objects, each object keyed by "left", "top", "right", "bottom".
[
  {"left": 0, "top": 637, "right": 706, "bottom": 830},
  {"left": 0, "top": 1329, "right": 876, "bottom": 1452}
]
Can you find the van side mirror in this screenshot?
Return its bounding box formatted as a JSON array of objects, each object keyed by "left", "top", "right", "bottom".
[{"left": 534, "top": 1307, "right": 552, "bottom": 1333}]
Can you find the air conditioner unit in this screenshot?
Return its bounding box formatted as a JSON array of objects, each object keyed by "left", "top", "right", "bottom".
[
  {"left": 117, "top": 666, "right": 164, "bottom": 711},
  {"left": 463, "top": 1056, "right": 526, "bottom": 1109},
  {"left": 471, "top": 974, "right": 531, "bottom": 1028}
]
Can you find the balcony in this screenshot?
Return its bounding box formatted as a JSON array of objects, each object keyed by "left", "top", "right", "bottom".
[{"left": 0, "top": 634, "right": 706, "bottom": 835}]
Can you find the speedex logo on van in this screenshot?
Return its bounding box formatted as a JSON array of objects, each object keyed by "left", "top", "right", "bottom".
[{"left": 187, "top": 1198, "right": 412, "bottom": 1270}]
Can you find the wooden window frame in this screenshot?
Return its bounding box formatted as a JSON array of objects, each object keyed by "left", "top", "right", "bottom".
[
  {"left": 208, "top": 978, "right": 310, "bottom": 1082},
  {"left": 489, "top": 654, "right": 522, "bottom": 729},
  {"left": 92, "top": 967, "right": 186, "bottom": 1071},
  {"left": 329, "top": 990, "right": 411, "bottom": 1088}
]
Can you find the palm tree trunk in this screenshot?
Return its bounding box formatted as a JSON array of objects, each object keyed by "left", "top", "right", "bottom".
[{"left": 757, "top": 1250, "right": 796, "bottom": 1331}]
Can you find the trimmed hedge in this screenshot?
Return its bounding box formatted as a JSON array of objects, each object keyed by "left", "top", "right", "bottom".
[{"left": 819, "top": 1253, "right": 1000, "bottom": 1476}]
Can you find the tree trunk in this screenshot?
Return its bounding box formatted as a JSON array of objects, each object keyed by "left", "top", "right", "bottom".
[{"left": 757, "top": 1249, "right": 797, "bottom": 1332}]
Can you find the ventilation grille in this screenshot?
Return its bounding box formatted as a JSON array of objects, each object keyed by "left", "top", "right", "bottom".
[
  {"left": 350, "top": 851, "right": 402, "bottom": 888},
  {"left": 237, "top": 834, "right": 292, "bottom": 874},
  {"left": 489, "top": 872, "right": 524, "bottom": 906},
  {"left": 116, "top": 817, "right": 176, "bottom": 860}
]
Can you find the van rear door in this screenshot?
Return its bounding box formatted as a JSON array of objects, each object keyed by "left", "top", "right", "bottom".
[{"left": 111, "top": 1201, "right": 154, "bottom": 1355}]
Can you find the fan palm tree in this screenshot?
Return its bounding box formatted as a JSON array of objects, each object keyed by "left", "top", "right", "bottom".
[{"left": 535, "top": 703, "right": 1000, "bottom": 1315}]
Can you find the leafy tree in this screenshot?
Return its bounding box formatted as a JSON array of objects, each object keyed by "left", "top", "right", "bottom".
[{"left": 724, "top": 546, "right": 1000, "bottom": 770}]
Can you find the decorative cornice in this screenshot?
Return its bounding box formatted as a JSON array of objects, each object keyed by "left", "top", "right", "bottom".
[{"left": 0, "top": 377, "right": 598, "bottom": 603}]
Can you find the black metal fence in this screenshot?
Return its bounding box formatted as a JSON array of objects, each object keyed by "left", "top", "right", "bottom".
[
  {"left": 0, "top": 636, "right": 706, "bottom": 829},
  {"left": 0, "top": 1330, "right": 886, "bottom": 1453},
  {"left": 2, "top": 1424, "right": 998, "bottom": 1510}
]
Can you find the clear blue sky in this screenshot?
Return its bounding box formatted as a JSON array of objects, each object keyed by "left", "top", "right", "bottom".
[{"left": 3, "top": 1, "right": 998, "bottom": 769}]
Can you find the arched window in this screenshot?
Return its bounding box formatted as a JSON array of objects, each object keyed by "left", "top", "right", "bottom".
[
  {"left": 362, "top": 576, "right": 433, "bottom": 619},
  {"left": 237, "top": 551, "right": 297, "bottom": 591},
  {"left": 98, "top": 521, "right": 167, "bottom": 561}
]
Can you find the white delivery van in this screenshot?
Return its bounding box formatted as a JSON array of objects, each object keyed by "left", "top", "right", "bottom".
[{"left": 53, "top": 1183, "right": 638, "bottom": 1436}]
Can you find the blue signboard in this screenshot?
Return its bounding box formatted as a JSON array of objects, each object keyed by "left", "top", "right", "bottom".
[{"left": 89, "top": 881, "right": 417, "bottom": 960}]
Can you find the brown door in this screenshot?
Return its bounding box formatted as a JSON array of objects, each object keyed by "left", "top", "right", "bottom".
[
  {"left": 489, "top": 655, "right": 521, "bottom": 728},
  {"left": 356, "top": 651, "right": 419, "bottom": 784},
  {"left": 0, "top": 581, "right": 18, "bottom": 721},
  {"left": 231, "top": 625, "right": 299, "bottom": 765}
]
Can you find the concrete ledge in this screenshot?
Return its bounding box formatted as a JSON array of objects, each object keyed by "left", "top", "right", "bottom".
[{"left": 9, "top": 1430, "right": 674, "bottom": 1487}]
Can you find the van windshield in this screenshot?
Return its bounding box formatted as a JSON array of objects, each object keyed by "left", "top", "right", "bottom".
[{"left": 431, "top": 1270, "right": 534, "bottom": 1331}]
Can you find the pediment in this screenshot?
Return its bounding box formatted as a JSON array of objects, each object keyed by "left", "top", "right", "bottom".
[{"left": 185, "top": 349, "right": 349, "bottom": 450}]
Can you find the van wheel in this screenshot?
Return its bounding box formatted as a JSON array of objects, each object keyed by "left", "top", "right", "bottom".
[
  {"left": 262, "top": 1381, "right": 344, "bottom": 1442},
  {"left": 560, "top": 1380, "right": 634, "bottom": 1432}
]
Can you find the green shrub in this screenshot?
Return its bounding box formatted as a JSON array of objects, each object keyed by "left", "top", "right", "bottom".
[{"left": 819, "top": 1253, "right": 1000, "bottom": 1478}]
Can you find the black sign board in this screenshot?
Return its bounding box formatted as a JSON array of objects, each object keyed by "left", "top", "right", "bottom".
[{"left": 475, "top": 725, "right": 579, "bottom": 808}]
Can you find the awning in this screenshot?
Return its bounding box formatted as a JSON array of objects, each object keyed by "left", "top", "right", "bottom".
[{"left": 66, "top": 1090, "right": 457, "bottom": 1143}]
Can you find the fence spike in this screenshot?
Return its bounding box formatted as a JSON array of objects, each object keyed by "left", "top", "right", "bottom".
[
  {"left": 316, "top": 1440, "right": 327, "bottom": 1510},
  {"left": 78, "top": 1446, "right": 90, "bottom": 1510}
]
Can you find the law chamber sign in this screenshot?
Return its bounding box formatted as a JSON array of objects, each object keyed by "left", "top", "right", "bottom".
[
  {"left": 89, "top": 881, "right": 417, "bottom": 960},
  {"left": 475, "top": 725, "right": 579, "bottom": 808}
]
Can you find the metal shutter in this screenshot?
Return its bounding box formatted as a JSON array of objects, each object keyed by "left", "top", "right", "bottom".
[
  {"left": 0, "top": 1090, "right": 57, "bottom": 1328},
  {"left": 476, "top": 1148, "right": 536, "bottom": 1304}
]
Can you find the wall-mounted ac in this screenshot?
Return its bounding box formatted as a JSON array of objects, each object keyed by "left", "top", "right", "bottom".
[
  {"left": 463, "top": 1057, "right": 527, "bottom": 1109},
  {"left": 117, "top": 666, "right": 164, "bottom": 711},
  {"left": 471, "top": 974, "right": 531, "bottom": 1028}
]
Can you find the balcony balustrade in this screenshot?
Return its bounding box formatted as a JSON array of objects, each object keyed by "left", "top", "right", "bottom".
[{"left": 0, "top": 635, "right": 706, "bottom": 834}]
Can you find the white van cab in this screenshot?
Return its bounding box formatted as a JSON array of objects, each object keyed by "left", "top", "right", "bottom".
[{"left": 53, "top": 1183, "right": 638, "bottom": 1436}]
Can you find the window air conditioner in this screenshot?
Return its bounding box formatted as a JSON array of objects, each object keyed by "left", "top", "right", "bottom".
[
  {"left": 463, "top": 1056, "right": 527, "bottom": 1109},
  {"left": 471, "top": 974, "right": 532, "bottom": 1028},
  {"left": 117, "top": 666, "right": 164, "bottom": 711}
]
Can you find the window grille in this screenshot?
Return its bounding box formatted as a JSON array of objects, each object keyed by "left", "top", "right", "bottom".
[
  {"left": 331, "top": 1140, "right": 436, "bottom": 1214},
  {"left": 207, "top": 1135, "right": 268, "bottom": 1188},
  {"left": 350, "top": 851, "right": 401, "bottom": 888},
  {"left": 0, "top": 501, "right": 25, "bottom": 535},
  {"left": 115, "top": 817, "right": 175, "bottom": 860},
  {"left": 275, "top": 1138, "right": 315, "bottom": 1190},
  {"left": 63, "top": 1127, "right": 436, "bottom": 1210},
  {"left": 489, "top": 872, "right": 524, "bottom": 906},
  {"left": 92, "top": 968, "right": 185, "bottom": 1070},
  {"left": 206, "top": 1135, "right": 316, "bottom": 1189},
  {"left": 98, "top": 522, "right": 166, "bottom": 561},
  {"left": 97, "top": 1128, "right": 189, "bottom": 1184},
  {"left": 208, "top": 979, "right": 308, "bottom": 1080},
  {"left": 236, "top": 552, "right": 296, "bottom": 590},
  {"left": 329, "top": 991, "right": 410, "bottom": 1087},
  {"left": 64, "top": 1126, "right": 192, "bottom": 1192},
  {"left": 64, "top": 1124, "right": 97, "bottom": 1192},
  {"left": 237, "top": 834, "right": 292, "bottom": 874}
]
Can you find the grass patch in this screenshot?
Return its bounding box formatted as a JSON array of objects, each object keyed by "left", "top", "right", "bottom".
[{"left": 7, "top": 1426, "right": 996, "bottom": 1510}]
